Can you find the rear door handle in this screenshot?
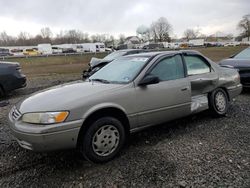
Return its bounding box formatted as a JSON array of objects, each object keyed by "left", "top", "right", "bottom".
[{"left": 181, "top": 87, "right": 188, "bottom": 91}]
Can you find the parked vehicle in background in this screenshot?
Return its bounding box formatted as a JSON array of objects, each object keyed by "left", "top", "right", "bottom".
[
  {"left": 38, "top": 44, "right": 53, "bottom": 55},
  {"left": 62, "top": 48, "right": 76, "bottom": 53},
  {"left": 219, "top": 47, "right": 250, "bottom": 87},
  {"left": 0, "top": 61, "right": 26, "bottom": 96},
  {"left": 82, "top": 49, "right": 146, "bottom": 78},
  {"left": 224, "top": 42, "right": 240, "bottom": 47},
  {"left": 8, "top": 50, "right": 242, "bottom": 163},
  {"left": 23, "top": 48, "right": 40, "bottom": 56},
  {"left": 188, "top": 39, "right": 205, "bottom": 47},
  {"left": 10, "top": 49, "right": 24, "bottom": 56},
  {"left": 0, "top": 48, "right": 12, "bottom": 56},
  {"left": 95, "top": 43, "right": 105, "bottom": 52},
  {"left": 169, "top": 43, "right": 180, "bottom": 49},
  {"left": 142, "top": 43, "right": 164, "bottom": 49},
  {"left": 52, "top": 46, "right": 63, "bottom": 54},
  {"left": 75, "top": 45, "right": 85, "bottom": 53},
  {"left": 81, "top": 43, "right": 97, "bottom": 52}
]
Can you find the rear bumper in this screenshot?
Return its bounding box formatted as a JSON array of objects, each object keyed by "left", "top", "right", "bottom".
[{"left": 227, "top": 84, "right": 242, "bottom": 101}]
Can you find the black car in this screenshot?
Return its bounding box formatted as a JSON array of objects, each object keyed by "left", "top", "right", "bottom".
[
  {"left": 0, "top": 61, "right": 26, "bottom": 97},
  {"left": 62, "top": 48, "right": 76, "bottom": 53},
  {"left": 0, "top": 48, "right": 12, "bottom": 56},
  {"left": 82, "top": 49, "right": 146, "bottom": 78},
  {"left": 219, "top": 47, "right": 250, "bottom": 87}
]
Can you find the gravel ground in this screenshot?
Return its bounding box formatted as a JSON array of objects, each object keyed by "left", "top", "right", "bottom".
[{"left": 0, "top": 75, "right": 249, "bottom": 188}]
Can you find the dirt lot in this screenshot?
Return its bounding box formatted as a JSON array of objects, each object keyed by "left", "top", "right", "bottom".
[{"left": 0, "top": 47, "right": 250, "bottom": 187}]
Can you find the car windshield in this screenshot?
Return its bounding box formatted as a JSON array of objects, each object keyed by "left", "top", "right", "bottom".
[
  {"left": 89, "top": 56, "right": 149, "bottom": 84},
  {"left": 234, "top": 48, "right": 250, "bottom": 59},
  {"left": 103, "top": 51, "right": 127, "bottom": 61}
]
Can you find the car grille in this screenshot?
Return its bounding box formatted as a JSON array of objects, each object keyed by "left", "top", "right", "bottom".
[
  {"left": 239, "top": 68, "right": 250, "bottom": 86},
  {"left": 239, "top": 68, "right": 250, "bottom": 75},
  {"left": 10, "top": 106, "right": 22, "bottom": 121}
]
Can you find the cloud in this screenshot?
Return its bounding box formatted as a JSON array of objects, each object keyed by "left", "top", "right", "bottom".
[{"left": 0, "top": 0, "right": 249, "bottom": 37}]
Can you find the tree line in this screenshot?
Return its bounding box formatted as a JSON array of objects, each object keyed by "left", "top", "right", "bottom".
[{"left": 0, "top": 14, "right": 249, "bottom": 47}]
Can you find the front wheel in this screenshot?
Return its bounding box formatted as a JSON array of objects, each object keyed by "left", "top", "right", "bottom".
[
  {"left": 79, "top": 117, "right": 126, "bottom": 163},
  {"left": 209, "top": 88, "right": 229, "bottom": 117}
]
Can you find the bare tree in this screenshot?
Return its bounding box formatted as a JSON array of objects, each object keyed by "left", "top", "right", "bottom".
[
  {"left": 0, "top": 31, "right": 16, "bottom": 46},
  {"left": 40, "top": 27, "right": 53, "bottom": 39},
  {"left": 238, "top": 14, "right": 250, "bottom": 41},
  {"left": 118, "top": 34, "right": 125, "bottom": 44},
  {"left": 183, "top": 29, "right": 198, "bottom": 40},
  {"left": 17, "top": 32, "right": 31, "bottom": 46},
  {"left": 66, "top": 30, "right": 81, "bottom": 43},
  {"left": 150, "top": 17, "right": 172, "bottom": 42}
]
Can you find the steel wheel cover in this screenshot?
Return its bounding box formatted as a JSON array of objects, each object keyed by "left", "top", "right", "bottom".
[
  {"left": 92, "top": 125, "right": 120, "bottom": 156},
  {"left": 215, "top": 91, "right": 226, "bottom": 112}
]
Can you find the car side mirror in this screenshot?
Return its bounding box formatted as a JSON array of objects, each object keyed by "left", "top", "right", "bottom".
[{"left": 138, "top": 74, "right": 160, "bottom": 86}]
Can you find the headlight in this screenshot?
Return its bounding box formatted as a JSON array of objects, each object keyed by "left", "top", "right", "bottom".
[{"left": 22, "top": 111, "right": 69, "bottom": 124}]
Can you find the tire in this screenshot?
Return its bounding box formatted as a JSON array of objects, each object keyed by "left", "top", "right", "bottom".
[
  {"left": 79, "top": 116, "right": 126, "bottom": 163},
  {"left": 209, "top": 88, "right": 229, "bottom": 117}
]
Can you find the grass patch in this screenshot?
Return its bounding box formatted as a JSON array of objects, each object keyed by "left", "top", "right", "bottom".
[
  {"left": 4, "top": 46, "right": 248, "bottom": 77},
  {"left": 6, "top": 53, "right": 107, "bottom": 77}
]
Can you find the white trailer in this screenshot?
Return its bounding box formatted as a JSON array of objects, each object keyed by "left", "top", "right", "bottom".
[
  {"left": 38, "top": 43, "right": 53, "bottom": 55},
  {"left": 188, "top": 39, "right": 205, "bottom": 47},
  {"left": 51, "top": 46, "right": 63, "bottom": 54},
  {"left": 95, "top": 42, "right": 105, "bottom": 52},
  {"left": 71, "top": 44, "right": 85, "bottom": 53},
  {"left": 81, "top": 43, "right": 97, "bottom": 52}
]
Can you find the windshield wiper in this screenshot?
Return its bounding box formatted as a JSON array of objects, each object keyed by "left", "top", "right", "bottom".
[{"left": 90, "top": 78, "right": 110, "bottom": 84}]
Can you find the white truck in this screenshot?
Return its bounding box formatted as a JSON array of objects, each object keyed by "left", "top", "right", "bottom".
[
  {"left": 95, "top": 42, "right": 105, "bottom": 52},
  {"left": 81, "top": 43, "right": 96, "bottom": 52},
  {"left": 38, "top": 44, "right": 53, "bottom": 55},
  {"left": 188, "top": 39, "right": 205, "bottom": 47}
]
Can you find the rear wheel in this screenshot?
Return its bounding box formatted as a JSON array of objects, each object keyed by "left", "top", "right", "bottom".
[
  {"left": 209, "top": 88, "right": 228, "bottom": 117},
  {"left": 79, "top": 116, "right": 126, "bottom": 163}
]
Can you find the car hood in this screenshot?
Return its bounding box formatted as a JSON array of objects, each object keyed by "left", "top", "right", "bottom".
[
  {"left": 16, "top": 80, "right": 125, "bottom": 113},
  {"left": 219, "top": 59, "right": 250, "bottom": 68}
]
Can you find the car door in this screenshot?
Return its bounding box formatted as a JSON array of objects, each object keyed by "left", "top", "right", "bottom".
[
  {"left": 183, "top": 53, "right": 219, "bottom": 96},
  {"left": 135, "top": 54, "right": 191, "bottom": 128}
]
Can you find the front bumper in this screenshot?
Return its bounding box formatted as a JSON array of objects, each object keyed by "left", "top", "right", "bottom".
[
  {"left": 8, "top": 110, "right": 83, "bottom": 152},
  {"left": 240, "top": 73, "right": 250, "bottom": 88}
]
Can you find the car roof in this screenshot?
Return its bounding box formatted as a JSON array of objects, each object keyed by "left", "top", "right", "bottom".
[
  {"left": 116, "top": 49, "right": 144, "bottom": 52},
  {"left": 125, "top": 50, "right": 201, "bottom": 58}
]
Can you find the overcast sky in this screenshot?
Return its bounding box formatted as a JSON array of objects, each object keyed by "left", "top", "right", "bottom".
[{"left": 0, "top": 0, "right": 249, "bottom": 38}]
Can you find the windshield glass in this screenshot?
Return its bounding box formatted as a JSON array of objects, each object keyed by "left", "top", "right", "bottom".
[
  {"left": 234, "top": 48, "right": 250, "bottom": 59},
  {"left": 89, "top": 56, "right": 149, "bottom": 83},
  {"left": 103, "top": 51, "right": 127, "bottom": 61}
]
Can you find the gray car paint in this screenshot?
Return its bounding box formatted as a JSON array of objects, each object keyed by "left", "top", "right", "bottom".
[{"left": 9, "top": 50, "right": 242, "bottom": 152}]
